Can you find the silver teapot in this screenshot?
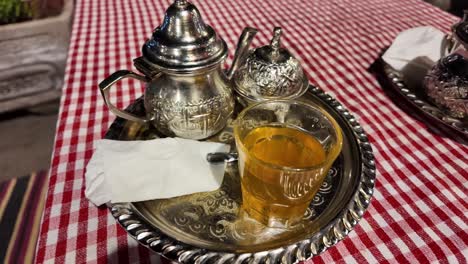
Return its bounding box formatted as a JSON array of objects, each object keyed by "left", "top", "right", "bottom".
[{"left": 99, "top": 0, "right": 257, "bottom": 139}]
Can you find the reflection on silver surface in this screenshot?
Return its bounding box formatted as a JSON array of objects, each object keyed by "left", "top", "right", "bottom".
[{"left": 206, "top": 152, "right": 238, "bottom": 163}]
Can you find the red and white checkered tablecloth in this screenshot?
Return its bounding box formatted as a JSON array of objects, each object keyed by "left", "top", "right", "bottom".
[{"left": 35, "top": 0, "right": 468, "bottom": 263}]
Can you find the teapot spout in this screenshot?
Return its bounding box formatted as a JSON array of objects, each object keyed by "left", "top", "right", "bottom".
[{"left": 227, "top": 27, "right": 258, "bottom": 80}]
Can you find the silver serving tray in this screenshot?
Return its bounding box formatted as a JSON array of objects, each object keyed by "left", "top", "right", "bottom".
[
  {"left": 106, "top": 85, "right": 376, "bottom": 263},
  {"left": 381, "top": 62, "right": 468, "bottom": 137}
]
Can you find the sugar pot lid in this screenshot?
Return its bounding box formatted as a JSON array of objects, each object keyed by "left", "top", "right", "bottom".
[
  {"left": 142, "top": 0, "right": 228, "bottom": 73},
  {"left": 233, "top": 27, "right": 308, "bottom": 103}
]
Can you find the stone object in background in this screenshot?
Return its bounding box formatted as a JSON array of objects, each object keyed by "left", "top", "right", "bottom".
[{"left": 0, "top": 0, "right": 73, "bottom": 113}]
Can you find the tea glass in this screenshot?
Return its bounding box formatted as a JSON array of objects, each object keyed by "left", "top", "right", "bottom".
[{"left": 233, "top": 100, "right": 343, "bottom": 228}]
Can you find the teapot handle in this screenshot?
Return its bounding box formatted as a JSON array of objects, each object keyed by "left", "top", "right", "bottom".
[{"left": 99, "top": 70, "right": 151, "bottom": 123}]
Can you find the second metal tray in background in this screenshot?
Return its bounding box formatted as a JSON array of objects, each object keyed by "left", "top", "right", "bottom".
[{"left": 380, "top": 61, "right": 467, "bottom": 138}]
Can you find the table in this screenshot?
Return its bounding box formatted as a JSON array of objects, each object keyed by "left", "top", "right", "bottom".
[{"left": 35, "top": 0, "right": 468, "bottom": 263}]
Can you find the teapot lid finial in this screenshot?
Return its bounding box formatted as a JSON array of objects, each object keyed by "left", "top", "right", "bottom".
[{"left": 175, "top": 0, "right": 187, "bottom": 5}]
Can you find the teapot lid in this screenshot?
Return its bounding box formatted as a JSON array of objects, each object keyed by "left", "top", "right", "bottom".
[{"left": 142, "top": 0, "right": 228, "bottom": 73}]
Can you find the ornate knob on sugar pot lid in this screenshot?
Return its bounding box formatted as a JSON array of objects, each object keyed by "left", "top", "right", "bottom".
[
  {"left": 141, "top": 0, "right": 228, "bottom": 73},
  {"left": 233, "top": 27, "right": 308, "bottom": 103},
  {"left": 247, "top": 27, "right": 292, "bottom": 64}
]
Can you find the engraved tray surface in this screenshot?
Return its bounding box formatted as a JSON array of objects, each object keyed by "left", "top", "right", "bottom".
[
  {"left": 380, "top": 62, "right": 468, "bottom": 137},
  {"left": 106, "top": 86, "right": 376, "bottom": 263}
]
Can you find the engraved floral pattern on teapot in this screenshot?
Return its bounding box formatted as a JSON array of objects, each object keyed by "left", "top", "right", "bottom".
[{"left": 148, "top": 91, "right": 234, "bottom": 139}]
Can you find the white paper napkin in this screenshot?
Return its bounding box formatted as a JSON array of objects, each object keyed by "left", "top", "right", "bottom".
[
  {"left": 382, "top": 26, "right": 446, "bottom": 71},
  {"left": 85, "top": 137, "right": 230, "bottom": 206}
]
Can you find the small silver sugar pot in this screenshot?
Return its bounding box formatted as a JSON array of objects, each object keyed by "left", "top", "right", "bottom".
[
  {"left": 424, "top": 12, "right": 468, "bottom": 120},
  {"left": 233, "top": 27, "right": 308, "bottom": 105},
  {"left": 99, "top": 0, "right": 257, "bottom": 139}
]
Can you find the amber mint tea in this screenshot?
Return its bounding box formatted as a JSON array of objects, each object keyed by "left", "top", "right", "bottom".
[{"left": 234, "top": 100, "right": 342, "bottom": 227}]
